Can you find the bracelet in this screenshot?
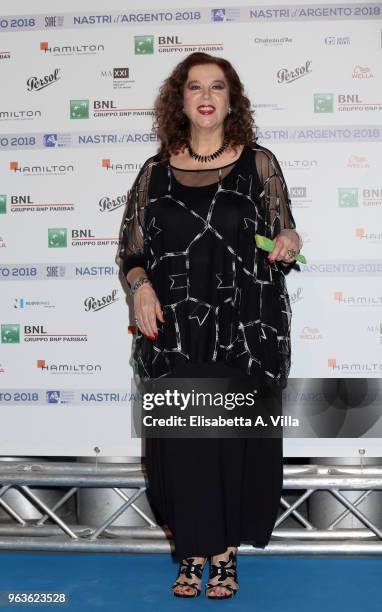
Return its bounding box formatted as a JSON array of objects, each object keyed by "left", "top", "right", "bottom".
[{"left": 130, "top": 275, "right": 152, "bottom": 297}]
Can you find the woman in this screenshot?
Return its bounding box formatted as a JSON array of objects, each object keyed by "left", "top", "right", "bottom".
[{"left": 118, "top": 52, "right": 302, "bottom": 599}]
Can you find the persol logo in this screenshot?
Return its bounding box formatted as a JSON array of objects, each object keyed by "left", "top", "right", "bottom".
[
  {"left": 84, "top": 289, "right": 118, "bottom": 312},
  {"left": 277, "top": 61, "right": 311, "bottom": 84},
  {"left": 27, "top": 68, "right": 61, "bottom": 92}
]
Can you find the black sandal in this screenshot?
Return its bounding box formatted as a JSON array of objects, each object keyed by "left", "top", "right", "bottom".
[
  {"left": 205, "top": 550, "right": 239, "bottom": 599},
  {"left": 172, "top": 556, "right": 207, "bottom": 598}
]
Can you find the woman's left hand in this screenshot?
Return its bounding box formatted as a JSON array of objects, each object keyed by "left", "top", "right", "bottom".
[{"left": 268, "top": 229, "right": 301, "bottom": 264}]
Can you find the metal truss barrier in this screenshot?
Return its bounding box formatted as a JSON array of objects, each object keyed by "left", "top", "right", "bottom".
[{"left": 1, "top": 461, "right": 382, "bottom": 555}]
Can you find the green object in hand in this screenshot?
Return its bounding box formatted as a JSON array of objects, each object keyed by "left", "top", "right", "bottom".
[{"left": 255, "top": 234, "right": 307, "bottom": 264}]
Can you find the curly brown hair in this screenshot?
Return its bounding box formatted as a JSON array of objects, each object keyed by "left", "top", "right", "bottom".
[{"left": 153, "top": 52, "right": 256, "bottom": 162}]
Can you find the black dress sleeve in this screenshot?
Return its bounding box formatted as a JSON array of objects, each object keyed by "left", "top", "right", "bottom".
[
  {"left": 254, "top": 144, "right": 297, "bottom": 239},
  {"left": 118, "top": 158, "right": 155, "bottom": 280}
]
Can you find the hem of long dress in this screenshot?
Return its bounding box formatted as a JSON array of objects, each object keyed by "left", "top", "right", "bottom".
[{"left": 171, "top": 538, "right": 272, "bottom": 561}]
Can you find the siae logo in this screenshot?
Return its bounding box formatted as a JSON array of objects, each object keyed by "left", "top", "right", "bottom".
[
  {"left": 44, "top": 16, "right": 64, "bottom": 28},
  {"left": 48, "top": 228, "right": 67, "bottom": 248},
  {"left": 134, "top": 36, "right": 154, "bottom": 54},
  {"left": 70, "top": 100, "right": 89, "bottom": 119},
  {"left": 314, "top": 93, "right": 333, "bottom": 113},
  {"left": 1, "top": 324, "right": 20, "bottom": 343}
]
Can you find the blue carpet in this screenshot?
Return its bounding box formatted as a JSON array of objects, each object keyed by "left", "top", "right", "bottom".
[{"left": 0, "top": 552, "right": 381, "bottom": 611}]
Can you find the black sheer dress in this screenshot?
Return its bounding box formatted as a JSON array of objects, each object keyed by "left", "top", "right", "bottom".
[{"left": 118, "top": 143, "right": 298, "bottom": 561}]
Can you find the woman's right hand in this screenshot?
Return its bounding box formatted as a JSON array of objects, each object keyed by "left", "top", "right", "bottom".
[{"left": 134, "top": 283, "right": 165, "bottom": 340}]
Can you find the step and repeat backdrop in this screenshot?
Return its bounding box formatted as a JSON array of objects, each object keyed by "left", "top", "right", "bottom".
[{"left": 0, "top": 0, "right": 381, "bottom": 456}]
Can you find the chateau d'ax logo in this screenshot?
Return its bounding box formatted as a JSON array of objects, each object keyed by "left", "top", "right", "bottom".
[
  {"left": 277, "top": 60, "right": 312, "bottom": 84},
  {"left": 27, "top": 68, "right": 61, "bottom": 92}
]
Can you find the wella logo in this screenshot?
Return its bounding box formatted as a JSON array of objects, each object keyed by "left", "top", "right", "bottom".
[{"left": 352, "top": 65, "right": 373, "bottom": 79}]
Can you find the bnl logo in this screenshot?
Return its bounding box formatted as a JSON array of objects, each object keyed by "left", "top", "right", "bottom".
[
  {"left": 48, "top": 228, "right": 67, "bottom": 248},
  {"left": 338, "top": 188, "right": 358, "bottom": 208},
  {"left": 134, "top": 36, "right": 154, "bottom": 54},
  {"left": 70, "top": 100, "right": 89, "bottom": 119},
  {"left": 314, "top": 93, "right": 333, "bottom": 113},
  {"left": 1, "top": 324, "right": 20, "bottom": 343}
]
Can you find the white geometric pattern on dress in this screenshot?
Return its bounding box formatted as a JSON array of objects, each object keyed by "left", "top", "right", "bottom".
[{"left": 118, "top": 144, "right": 297, "bottom": 388}]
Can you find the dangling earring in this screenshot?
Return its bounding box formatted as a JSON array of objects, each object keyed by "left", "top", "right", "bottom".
[{"left": 228, "top": 106, "right": 232, "bottom": 114}]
